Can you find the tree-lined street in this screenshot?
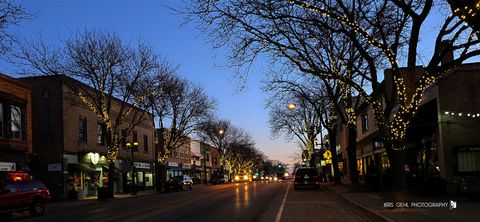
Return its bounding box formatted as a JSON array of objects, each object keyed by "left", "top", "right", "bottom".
[{"left": 11, "top": 181, "right": 386, "bottom": 222}]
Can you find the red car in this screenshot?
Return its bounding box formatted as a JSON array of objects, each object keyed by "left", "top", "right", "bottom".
[{"left": 0, "top": 180, "right": 51, "bottom": 220}]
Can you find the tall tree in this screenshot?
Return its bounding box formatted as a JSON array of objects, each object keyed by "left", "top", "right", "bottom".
[
  {"left": 197, "top": 118, "right": 250, "bottom": 174},
  {"left": 148, "top": 72, "right": 215, "bottom": 191},
  {"left": 13, "top": 30, "right": 164, "bottom": 197},
  {"left": 185, "top": 0, "right": 480, "bottom": 202},
  {"left": 0, "top": 0, "right": 30, "bottom": 55}
]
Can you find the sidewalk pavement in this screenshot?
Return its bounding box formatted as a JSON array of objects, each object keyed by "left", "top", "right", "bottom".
[
  {"left": 323, "top": 183, "right": 480, "bottom": 222},
  {"left": 46, "top": 184, "right": 217, "bottom": 212},
  {"left": 46, "top": 189, "right": 160, "bottom": 213}
]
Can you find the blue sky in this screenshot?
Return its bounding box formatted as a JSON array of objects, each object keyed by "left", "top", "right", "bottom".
[
  {"left": 0, "top": 0, "right": 298, "bottom": 164},
  {"left": 0, "top": 1, "right": 472, "bottom": 166}
]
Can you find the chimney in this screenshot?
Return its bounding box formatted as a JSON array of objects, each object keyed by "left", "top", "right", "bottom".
[{"left": 440, "top": 40, "right": 454, "bottom": 66}]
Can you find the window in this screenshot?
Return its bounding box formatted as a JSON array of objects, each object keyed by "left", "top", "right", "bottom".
[
  {"left": 143, "top": 134, "right": 148, "bottom": 153},
  {"left": 79, "top": 116, "right": 87, "bottom": 143},
  {"left": 362, "top": 112, "right": 369, "bottom": 132},
  {"left": 97, "top": 123, "right": 105, "bottom": 145},
  {"left": 0, "top": 103, "right": 3, "bottom": 138},
  {"left": 132, "top": 130, "right": 137, "bottom": 142},
  {"left": 11, "top": 105, "right": 23, "bottom": 140},
  {"left": 3, "top": 182, "right": 17, "bottom": 193},
  {"left": 121, "top": 129, "right": 127, "bottom": 149},
  {"left": 18, "top": 181, "right": 33, "bottom": 192}
]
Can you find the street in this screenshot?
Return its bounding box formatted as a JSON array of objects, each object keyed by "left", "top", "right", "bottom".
[{"left": 11, "top": 181, "right": 383, "bottom": 222}]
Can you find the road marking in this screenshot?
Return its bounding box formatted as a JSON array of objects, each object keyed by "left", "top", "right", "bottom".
[{"left": 275, "top": 182, "right": 290, "bottom": 222}]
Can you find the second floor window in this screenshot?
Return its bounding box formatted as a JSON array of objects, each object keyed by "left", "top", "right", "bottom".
[
  {"left": 11, "top": 105, "right": 23, "bottom": 140},
  {"left": 78, "top": 116, "right": 87, "bottom": 143},
  {"left": 362, "top": 112, "right": 369, "bottom": 132},
  {"left": 143, "top": 134, "right": 148, "bottom": 153},
  {"left": 97, "top": 123, "right": 105, "bottom": 145},
  {"left": 121, "top": 129, "right": 127, "bottom": 149}
]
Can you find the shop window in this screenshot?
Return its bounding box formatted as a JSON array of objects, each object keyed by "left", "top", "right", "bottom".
[
  {"left": 11, "top": 105, "right": 23, "bottom": 140},
  {"left": 457, "top": 148, "right": 480, "bottom": 173},
  {"left": 143, "top": 134, "right": 148, "bottom": 153},
  {"left": 78, "top": 116, "right": 87, "bottom": 143}
]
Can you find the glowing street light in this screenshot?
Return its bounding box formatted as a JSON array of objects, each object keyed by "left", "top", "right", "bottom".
[{"left": 288, "top": 102, "right": 296, "bottom": 110}]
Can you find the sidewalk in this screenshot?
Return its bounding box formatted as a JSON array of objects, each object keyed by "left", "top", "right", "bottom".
[
  {"left": 47, "top": 184, "right": 219, "bottom": 212},
  {"left": 46, "top": 189, "right": 160, "bottom": 213},
  {"left": 323, "top": 183, "right": 480, "bottom": 222}
]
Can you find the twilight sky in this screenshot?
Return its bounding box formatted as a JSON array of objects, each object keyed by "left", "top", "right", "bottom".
[
  {"left": 0, "top": 1, "right": 465, "bottom": 166},
  {"left": 0, "top": 0, "right": 299, "bottom": 164}
]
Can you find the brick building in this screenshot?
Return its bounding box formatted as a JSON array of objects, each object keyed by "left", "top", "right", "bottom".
[
  {"left": 336, "top": 62, "right": 480, "bottom": 196},
  {"left": 20, "top": 75, "right": 155, "bottom": 200},
  {"left": 0, "top": 74, "right": 32, "bottom": 182}
]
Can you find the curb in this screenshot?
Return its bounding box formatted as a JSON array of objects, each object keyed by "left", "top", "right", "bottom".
[{"left": 323, "top": 185, "right": 395, "bottom": 222}]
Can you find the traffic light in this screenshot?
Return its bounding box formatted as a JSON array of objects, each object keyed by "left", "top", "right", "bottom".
[{"left": 278, "top": 164, "right": 282, "bottom": 168}]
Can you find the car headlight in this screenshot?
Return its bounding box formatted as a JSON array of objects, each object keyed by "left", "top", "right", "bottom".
[
  {"left": 243, "top": 175, "right": 248, "bottom": 180},
  {"left": 235, "top": 175, "right": 240, "bottom": 181}
]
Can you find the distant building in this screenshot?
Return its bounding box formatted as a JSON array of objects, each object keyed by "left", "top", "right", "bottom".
[
  {"left": 165, "top": 136, "right": 192, "bottom": 180},
  {"left": 20, "top": 75, "right": 155, "bottom": 200},
  {"left": 0, "top": 74, "right": 32, "bottom": 182}
]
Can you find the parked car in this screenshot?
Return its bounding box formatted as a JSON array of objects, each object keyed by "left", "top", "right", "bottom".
[
  {"left": 211, "top": 174, "right": 228, "bottom": 184},
  {"left": 165, "top": 175, "right": 193, "bottom": 192},
  {"left": 0, "top": 180, "right": 51, "bottom": 220},
  {"left": 165, "top": 177, "right": 183, "bottom": 192},
  {"left": 177, "top": 175, "right": 193, "bottom": 190},
  {"left": 293, "top": 167, "right": 320, "bottom": 189}
]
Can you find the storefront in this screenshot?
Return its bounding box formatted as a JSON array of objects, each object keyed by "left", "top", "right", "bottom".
[
  {"left": 134, "top": 161, "right": 154, "bottom": 190},
  {"left": 167, "top": 162, "right": 182, "bottom": 181},
  {"left": 66, "top": 152, "right": 109, "bottom": 198}
]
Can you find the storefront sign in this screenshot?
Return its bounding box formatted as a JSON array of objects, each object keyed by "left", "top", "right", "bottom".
[
  {"left": 134, "top": 162, "right": 151, "bottom": 169},
  {"left": 0, "top": 162, "right": 16, "bottom": 171},
  {"left": 89, "top": 152, "right": 100, "bottom": 165},
  {"left": 48, "top": 163, "right": 62, "bottom": 172},
  {"left": 168, "top": 162, "right": 178, "bottom": 167}
]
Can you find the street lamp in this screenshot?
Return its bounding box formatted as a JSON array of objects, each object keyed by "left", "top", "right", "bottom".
[
  {"left": 126, "top": 141, "right": 138, "bottom": 195},
  {"left": 288, "top": 102, "right": 296, "bottom": 110}
]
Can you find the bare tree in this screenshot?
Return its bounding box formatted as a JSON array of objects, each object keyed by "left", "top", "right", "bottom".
[
  {"left": 184, "top": 0, "right": 480, "bottom": 202},
  {"left": 13, "top": 30, "right": 164, "bottom": 197},
  {"left": 197, "top": 118, "right": 249, "bottom": 172},
  {"left": 148, "top": 72, "right": 216, "bottom": 191},
  {"left": 0, "top": 0, "right": 30, "bottom": 55}
]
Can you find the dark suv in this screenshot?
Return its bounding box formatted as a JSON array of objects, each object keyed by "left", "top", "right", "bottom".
[
  {"left": 0, "top": 180, "right": 51, "bottom": 220},
  {"left": 293, "top": 167, "right": 320, "bottom": 189}
]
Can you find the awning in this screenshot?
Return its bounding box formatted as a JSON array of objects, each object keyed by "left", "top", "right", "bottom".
[
  {"left": 191, "top": 151, "right": 202, "bottom": 158},
  {"left": 69, "top": 163, "right": 97, "bottom": 172}
]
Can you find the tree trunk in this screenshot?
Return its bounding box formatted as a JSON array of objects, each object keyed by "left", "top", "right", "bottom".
[
  {"left": 386, "top": 143, "right": 409, "bottom": 203},
  {"left": 328, "top": 129, "right": 341, "bottom": 184},
  {"left": 108, "top": 162, "right": 115, "bottom": 198},
  {"left": 347, "top": 125, "right": 359, "bottom": 185},
  {"left": 105, "top": 127, "right": 115, "bottom": 198},
  {"left": 158, "top": 163, "right": 166, "bottom": 191}
]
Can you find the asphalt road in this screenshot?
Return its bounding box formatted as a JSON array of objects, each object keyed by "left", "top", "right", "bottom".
[{"left": 12, "top": 181, "right": 383, "bottom": 222}]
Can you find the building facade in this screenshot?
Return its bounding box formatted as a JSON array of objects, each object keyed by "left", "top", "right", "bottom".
[
  {"left": 20, "top": 75, "right": 155, "bottom": 200},
  {"left": 166, "top": 137, "right": 192, "bottom": 180},
  {"left": 0, "top": 74, "right": 32, "bottom": 183},
  {"left": 335, "top": 62, "right": 480, "bottom": 196}
]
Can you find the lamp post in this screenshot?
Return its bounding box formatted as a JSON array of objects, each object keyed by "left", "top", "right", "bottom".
[{"left": 126, "top": 141, "right": 138, "bottom": 195}]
